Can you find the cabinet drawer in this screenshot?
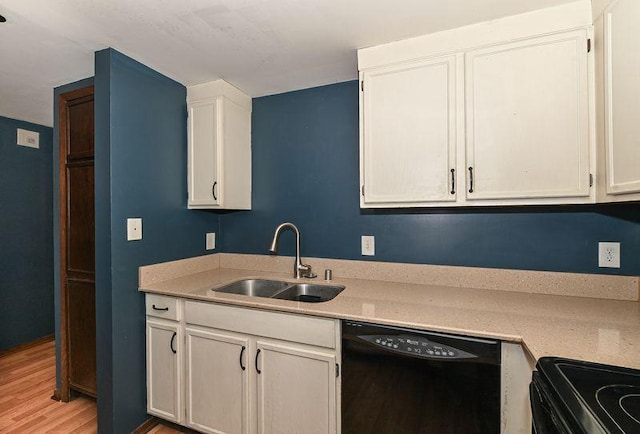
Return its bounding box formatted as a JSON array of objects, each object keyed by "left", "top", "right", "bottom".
[
  {"left": 184, "top": 301, "right": 338, "bottom": 349},
  {"left": 146, "top": 294, "right": 181, "bottom": 321}
]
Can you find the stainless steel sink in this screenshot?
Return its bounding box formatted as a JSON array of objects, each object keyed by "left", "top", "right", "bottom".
[
  {"left": 212, "top": 279, "right": 345, "bottom": 303},
  {"left": 271, "top": 283, "right": 345, "bottom": 303},
  {"left": 212, "top": 279, "right": 290, "bottom": 298}
]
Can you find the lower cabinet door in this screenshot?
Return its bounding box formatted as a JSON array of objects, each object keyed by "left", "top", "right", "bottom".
[
  {"left": 185, "top": 326, "right": 250, "bottom": 434},
  {"left": 256, "top": 340, "right": 337, "bottom": 434},
  {"left": 147, "top": 319, "right": 182, "bottom": 423}
]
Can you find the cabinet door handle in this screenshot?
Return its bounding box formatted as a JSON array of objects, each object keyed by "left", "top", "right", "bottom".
[
  {"left": 468, "top": 167, "right": 474, "bottom": 193},
  {"left": 170, "top": 332, "right": 177, "bottom": 354},
  {"left": 240, "top": 346, "right": 246, "bottom": 371},
  {"left": 212, "top": 181, "right": 217, "bottom": 200},
  {"left": 152, "top": 304, "right": 169, "bottom": 311},
  {"left": 255, "top": 348, "right": 262, "bottom": 374},
  {"left": 450, "top": 168, "right": 455, "bottom": 195}
]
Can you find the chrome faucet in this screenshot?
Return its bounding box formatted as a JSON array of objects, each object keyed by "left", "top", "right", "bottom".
[{"left": 269, "top": 222, "right": 317, "bottom": 279}]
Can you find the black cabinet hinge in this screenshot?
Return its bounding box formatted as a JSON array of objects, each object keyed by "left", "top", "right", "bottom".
[{"left": 587, "top": 38, "right": 591, "bottom": 53}]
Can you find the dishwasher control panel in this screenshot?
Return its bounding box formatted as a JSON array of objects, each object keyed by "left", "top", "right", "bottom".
[{"left": 360, "top": 334, "right": 477, "bottom": 360}]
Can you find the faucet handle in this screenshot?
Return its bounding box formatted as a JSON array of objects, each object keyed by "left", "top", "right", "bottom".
[{"left": 299, "top": 263, "right": 317, "bottom": 279}]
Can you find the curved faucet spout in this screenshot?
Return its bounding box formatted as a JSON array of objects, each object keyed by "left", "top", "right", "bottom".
[
  {"left": 268, "top": 222, "right": 316, "bottom": 279},
  {"left": 269, "top": 222, "right": 299, "bottom": 254}
]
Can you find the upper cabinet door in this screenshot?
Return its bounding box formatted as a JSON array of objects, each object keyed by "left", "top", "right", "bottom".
[
  {"left": 361, "top": 55, "right": 458, "bottom": 207},
  {"left": 188, "top": 100, "right": 220, "bottom": 207},
  {"left": 187, "top": 80, "right": 252, "bottom": 210},
  {"left": 604, "top": 0, "right": 640, "bottom": 195},
  {"left": 465, "top": 30, "right": 591, "bottom": 201}
]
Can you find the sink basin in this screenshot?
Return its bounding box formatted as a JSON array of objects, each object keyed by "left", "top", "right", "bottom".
[
  {"left": 213, "top": 279, "right": 290, "bottom": 298},
  {"left": 271, "top": 283, "right": 345, "bottom": 303},
  {"left": 212, "top": 279, "right": 345, "bottom": 303}
]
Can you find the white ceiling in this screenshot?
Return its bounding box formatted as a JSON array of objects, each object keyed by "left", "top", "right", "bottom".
[{"left": 0, "top": 0, "right": 578, "bottom": 127}]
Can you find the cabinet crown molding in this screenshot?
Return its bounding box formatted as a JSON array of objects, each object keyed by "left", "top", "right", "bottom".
[
  {"left": 358, "top": 0, "right": 592, "bottom": 70},
  {"left": 187, "top": 79, "right": 252, "bottom": 112}
]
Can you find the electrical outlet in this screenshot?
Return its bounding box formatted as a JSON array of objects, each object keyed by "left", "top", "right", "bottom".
[
  {"left": 206, "top": 232, "right": 216, "bottom": 250},
  {"left": 361, "top": 235, "right": 375, "bottom": 256},
  {"left": 598, "top": 242, "right": 620, "bottom": 268}
]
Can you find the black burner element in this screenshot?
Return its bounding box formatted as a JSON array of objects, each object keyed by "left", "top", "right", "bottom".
[
  {"left": 532, "top": 357, "right": 640, "bottom": 434},
  {"left": 597, "top": 385, "right": 640, "bottom": 432}
]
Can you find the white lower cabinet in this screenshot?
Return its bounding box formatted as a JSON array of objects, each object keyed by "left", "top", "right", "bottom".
[
  {"left": 146, "top": 295, "right": 340, "bottom": 434},
  {"left": 146, "top": 295, "right": 532, "bottom": 434},
  {"left": 185, "top": 327, "right": 250, "bottom": 434},
  {"left": 501, "top": 342, "right": 535, "bottom": 434},
  {"left": 146, "top": 318, "right": 183, "bottom": 423},
  {"left": 256, "top": 340, "right": 337, "bottom": 434}
]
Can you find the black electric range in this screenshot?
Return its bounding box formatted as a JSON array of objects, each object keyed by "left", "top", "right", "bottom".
[{"left": 531, "top": 357, "right": 640, "bottom": 434}]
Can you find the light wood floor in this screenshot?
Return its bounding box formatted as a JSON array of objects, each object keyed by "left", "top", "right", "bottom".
[
  {"left": 0, "top": 339, "right": 96, "bottom": 433},
  {"left": 0, "top": 339, "right": 185, "bottom": 433}
]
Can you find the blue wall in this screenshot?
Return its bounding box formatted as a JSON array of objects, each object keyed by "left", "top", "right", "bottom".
[
  {"left": 0, "top": 116, "right": 54, "bottom": 350},
  {"left": 221, "top": 80, "right": 640, "bottom": 276},
  {"left": 94, "top": 48, "right": 219, "bottom": 433},
  {"left": 52, "top": 56, "right": 640, "bottom": 432}
]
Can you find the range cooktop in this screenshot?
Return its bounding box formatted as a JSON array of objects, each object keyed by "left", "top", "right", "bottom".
[{"left": 534, "top": 357, "right": 640, "bottom": 433}]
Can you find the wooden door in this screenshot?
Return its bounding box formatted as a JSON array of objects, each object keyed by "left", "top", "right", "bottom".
[
  {"left": 185, "top": 326, "right": 250, "bottom": 434},
  {"left": 465, "top": 30, "right": 591, "bottom": 201},
  {"left": 360, "top": 55, "right": 458, "bottom": 207},
  {"left": 59, "top": 86, "right": 96, "bottom": 398},
  {"left": 256, "top": 340, "right": 336, "bottom": 434},
  {"left": 147, "top": 319, "right": 183, "bottom": 423}
]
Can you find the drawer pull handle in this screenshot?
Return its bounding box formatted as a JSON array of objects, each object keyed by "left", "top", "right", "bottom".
[
  {"left": 240, "top": 346, "right": 246, "bottom": 371},
  {"left": 170, "top": 332, "right": 177, "bottom": 354},
  {"left": 152, "top": 305, "right": 169, "bottom": 311},
  {"left": 255, "top": 349, "right": 262, "bottom": 374}
]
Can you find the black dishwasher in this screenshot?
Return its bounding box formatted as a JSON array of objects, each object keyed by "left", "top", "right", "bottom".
[{"left": 341, "top": 320, "right": 501, "bottom": 434}]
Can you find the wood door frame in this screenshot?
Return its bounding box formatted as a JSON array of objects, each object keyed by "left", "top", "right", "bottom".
[{"left": 57, "top": 85, "right": 95, "bottom": 402}]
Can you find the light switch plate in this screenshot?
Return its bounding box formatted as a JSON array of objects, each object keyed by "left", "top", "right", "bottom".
[
  {"left": 127, "top": 218, "right": 143, "bottom": 241},
  {"left": 361, "top": 235, "right": 375, "bottom": 256},
  {"left": 206, "top": 232, "right": 216, "bottom": 250}
]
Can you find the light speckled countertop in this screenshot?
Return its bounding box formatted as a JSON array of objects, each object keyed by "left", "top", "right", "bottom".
[{"left": 139, "top": 254, "right": 640, "bottom": 370}]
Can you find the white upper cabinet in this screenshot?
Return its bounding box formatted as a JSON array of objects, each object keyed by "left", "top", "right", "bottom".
[
  {"left": 465, "top": 31, "right": 591, "bottom": 201},
  {"left": 602, "top": 0, "right": 640, "bottom": 197},
  {"left": 361, "top": 55, "right": 458, "bottom": 207},
  {"left": 187, "top": 80, "right": 252, "bottom": 210},
  {"left": 358, "top": 2, "right": 595, "bottom": 208}
]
